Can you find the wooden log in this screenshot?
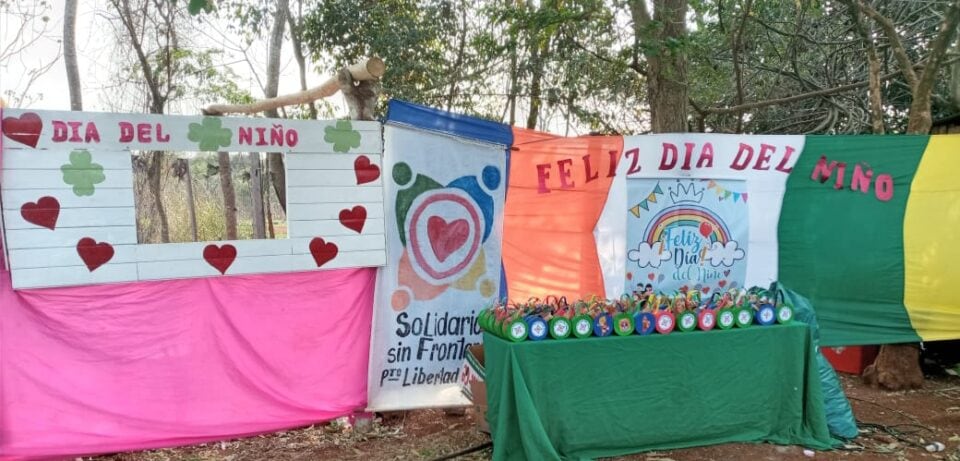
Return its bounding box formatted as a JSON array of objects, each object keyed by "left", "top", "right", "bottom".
[{"left": 202, "top": 57, "right": 385, "bottom": 116}]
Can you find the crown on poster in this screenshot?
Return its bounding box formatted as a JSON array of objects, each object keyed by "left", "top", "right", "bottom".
[{"left": 668, "top": 181, "right": 704, "bottom": 204}]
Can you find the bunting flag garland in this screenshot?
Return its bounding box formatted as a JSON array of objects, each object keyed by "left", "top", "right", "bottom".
[
  {"left": 629, "top": 182, "right": 664, "bottom": 217},
  {"left": 706, "top": 179, "right": 748, "bottom": 203}
]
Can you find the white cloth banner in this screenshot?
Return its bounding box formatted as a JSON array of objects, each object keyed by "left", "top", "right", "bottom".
[
  {"left": 367, "top": 125, "right": 506, "bottom": 411},
  {"left": 596, "top": 134, "right": 805, "bottom": 298}
]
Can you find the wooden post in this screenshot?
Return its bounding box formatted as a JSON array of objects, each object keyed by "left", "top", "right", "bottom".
[{"left": 248, "top": 153, "right": 266, "bottom": 239}]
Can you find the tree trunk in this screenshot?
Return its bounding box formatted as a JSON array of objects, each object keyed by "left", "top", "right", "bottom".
[
  {"left": 248, "top": 153, "right": 266, "bottom": 239},
  {"left": 264, "top": 157, "right": 276, "bottom": 239},
  {"left": 64, "top": 0, "right": 82, "bottom": 110},
  {"left": 147, "top": 151, "right": 170, "bottom": 242},
  {"left": 285, "top": 0, "right": 317, "bottom": 119},
  {"left": 218, "top": 151, "right": 238, "bottom": 240},
  {"left": 863, "top": 344, "right": 924, "bottom": 391},
  {"left": 648, "top": 0, "right": 689, "bottom": 133},
  {"left": 264, "top": 0, "right": 288, "bottom": 213},
  {"left": 526, "top": 38, "right": 548, "bottom": 130},
  {"left": 184, "top": 160, "right": 198, "bottom": 241}
]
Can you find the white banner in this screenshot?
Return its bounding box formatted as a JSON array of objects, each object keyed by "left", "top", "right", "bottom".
[{"left": 367, "top": 124, "right": 506, "bottom": 411}]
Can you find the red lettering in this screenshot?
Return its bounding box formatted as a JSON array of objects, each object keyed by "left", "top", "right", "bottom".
[
  {"left": 119, "top": 122, "right": 135, "bottom": 143},
  {"left": 255, "top": 127, "right": 268, "bottom": 146},
  {"left": 156, "top": 124, "right": 170, "bottom": 142},
  {"left": 625, "top": 148, "right": 642, "bottom": 174},
  {"left": 659, "top": 143, "right": 677, "bottom": 170},
  {"left": 753, "top": 144, "right": 775, "bottom": 170},
  {"left": 583, "top": 154, "right": 599, "bottom": 183},
  {"left": 834, "top": 162, "right": 847, "bottom": 190},
  {"left": 696, "top": 143, "right": 714, "bottom": 168},
  {"left": 137, "top": 123, "right": 152, "bottom": 143},
  {"left": 84, "top": 123, "right": 100, "bottom": 143},
  {"left": 67, "top": 121, "right": 83, "bottom": 142},
  {"left": 52, "top": 121, "right": 69, "bottom": 142},
  {"left": 730, "top": 143, "right": 753, "bottom": 170},
  {"left": 810, "top": 155, "right": 837, "bottom": 183},
  {"left": 851, "top": 164, "right": 873, "bottom": 193},
  {"left": 557, "top": 159, "right": 575, "bottom": 189},
  {"left": 681, "top": 143, "right": 695, "bottom": 170},
  {"left": 607, "top": 150, "right": 619, "bottom": 177},
  {"left": 536, "top": 163, "right": 552, "bottom": 194},
  {"left": 875, "top": 174, "right": 894, "bottom": 201},
  {"left": 239, "top": 127, "right": 253, "bottom": 145},
  {"left": 775, "top": 146, "right": 796, "bottom": 173}
]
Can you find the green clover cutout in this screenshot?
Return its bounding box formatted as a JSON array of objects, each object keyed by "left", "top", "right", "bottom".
[
  {"left": 61, "top": 149, "right": 106, "bottom": 197},
  {"left": 188, "top": 117, "right": 232, "bottom": 151},
  {"left": 324, "top": 120, "right": 361, "bottom": 153}
]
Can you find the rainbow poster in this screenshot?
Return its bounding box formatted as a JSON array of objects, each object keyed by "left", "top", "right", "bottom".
[{"left": 626, "top": 178, "right": 748, "bottom": 294}]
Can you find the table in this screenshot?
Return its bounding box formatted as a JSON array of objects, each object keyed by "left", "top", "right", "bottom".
[{"left": 484, "top": 324, "right": 836, "bottom": 461}]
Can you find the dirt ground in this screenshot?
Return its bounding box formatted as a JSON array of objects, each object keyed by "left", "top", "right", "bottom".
[{"left": 91, "top": 371, "right": 960, "bottom": 461}]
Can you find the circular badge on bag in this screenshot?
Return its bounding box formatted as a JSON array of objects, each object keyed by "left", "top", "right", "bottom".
[
  {"left": 593, "top": 313, "right": 614, "bottom": 337},
  {"left": 507, "top": 320, "right": 528, "bottom": 342},
  {"left": 777, "top": 305, "right": 794, "bottom": 324},
  {"left": 528, "top": 317, "right": 548, "bottom": 340},
  {"left": 655, "top": 312, "right": 675, "bottom": 334},
  {"left": 698, "top": 310, "right": 716, "bottom": 331},
  {"left": 736, "top": 309, "right": 753, "bottom": 328},
  {"left": 718, "top": 309, "right": 735, "bottom": 329},
  {"left": 573, "top": 315, "right": 593, "bottom": 338},
  {"left": 549, "top": 317, "right": 571, "bottom": 339},
  {"left": 635, "top": 312, "right": 656, "bottom": 335},
  {"left": 678, "top": 312, "right": 697, "bottom": 332},
  {"left": 756, "top": 305, "right": 776, "bottom": 326},
  {"left": 614, "top": 313, "right": 634, "bottom": 336}
]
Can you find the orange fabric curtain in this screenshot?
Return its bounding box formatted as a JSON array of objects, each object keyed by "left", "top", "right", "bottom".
[{"left": 502, "top": 128, "right": 623, "bottom": 301}]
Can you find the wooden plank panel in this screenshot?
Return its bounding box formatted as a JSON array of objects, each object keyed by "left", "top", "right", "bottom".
[
  {"left": 286, "top": 153, "right": 382, "bottom": 171},
  {"left": 285, "top": 169, "right": 382, "bottom": 187},
  {"left": 4, "top": 226, "right": 138, "bottom": 249},
  {"left": 136, "top": 239, "right": 294, "bottom": 262},
  {"left": 136, "top": 250, "right": 386, "bottom": 280},
  {"left": 7, "top": 244, "right": 138, "bottom": 269},
  {"left": 288, "top": 235, "right": 386, "bottom": 253},
  {"left": 2, "top": 207, "right": 136, "bottom": 230},
  {"left": 2, "top": 189, "right": 135, "bottom": 209},
  {"left": 286, "top": 186, "right": 384, "bottom": 204},
  {"left": 287, "top": 218, "right": 386, "bottom": 238},
  {"left": 2, "top": 168, "right": 133, "bottom": 190},
  {"left": 1, "top": 109, "right": 381, "bottom": 153},
  {"left": 2, "top": 149, "right": 133, "bottom": 170},
  {"left": 11, "top": 263, "right": 140, "bottom": 289},
  {"left": 285, "top": 202, "right": 384, "bottom": 221}
]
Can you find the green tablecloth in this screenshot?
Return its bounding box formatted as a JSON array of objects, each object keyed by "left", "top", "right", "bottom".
[{"left": 485, "top": 323, "right": 836, "bottom": 461}]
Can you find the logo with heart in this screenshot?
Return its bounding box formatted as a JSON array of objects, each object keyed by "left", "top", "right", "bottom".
[
  {"left": 2, "top": 112, "right": 43, "bottom": 148},
  {"left": 407, "top": 189, "right": 482, "bottom": 282},
  {"left": 339, "top": 205, "right": 367, "bottom": 233},
  {"left": 203, "top": 244, "right": 237, "bottom": 275},
  {"left": 20, "top": 196, "right": 60, "bottom": 230},
  {"left": 76, "top": 237, "right": 114, "bottom": 272},
  {"left": 309, "top": 238, "right": 338, "bottom": 267},
  {"left": 354, "top": 155, "right": 380, "bottom": 185}
]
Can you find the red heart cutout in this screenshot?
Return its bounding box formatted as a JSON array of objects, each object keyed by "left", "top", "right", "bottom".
[
  {"left": 427, "top": 216, "right": 469, "bottom": 263},
  {"left": 702, "top": 286, "right": 710, "bottom": 293},
  {"left": 203, "top": 244, "right": 237, "bottom": 275},
  {"left": 354, "top": 155, "right": 380, "bottom": 185},
  {"left": 719, "top": 280, "right": 727, "bottom": 288},
  {"left": 339, "top": 206, "right": 367, "bottom": 233},
  {"left": 76, "top": 237, "right": 114, "bottom": 272},
  {"left": 2, "top": 112, "right": 43, "bottom": 148},
  {"left": 699, "top": 222, "right": 713, "bottom": 238},
  {"left": 20, "top": 196, "right": 60, "bottom": 230},
  {"left": 309, "top": 238, "right": 339, "bottom": 267},
  {"left": 647, "top": 272, "right": 656, "bottom": 281}
]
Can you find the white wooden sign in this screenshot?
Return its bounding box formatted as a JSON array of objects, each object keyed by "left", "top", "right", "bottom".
[{"left": 0, "top": 109, "right": 386, "bottom": 289}]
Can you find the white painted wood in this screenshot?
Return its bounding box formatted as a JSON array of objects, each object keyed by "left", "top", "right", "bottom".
[
  {"left": 11, "top": 263, "right": 139, "bottom": 289},
  {"left": 284, "top": 202, "right": 384, "bottom": 221},
  {"left": 287, "top": 186, "right": 384, "bottom": 204},
  {"left": 136, "top": 250, "right": 386, "bottom": 280},
  {"left": 2, "top": 207, "right": 136, "bottom": 230},
  {"left": 285, "top": 153, "right": 382, "bottom": 171},
  {"left": 286, "top": 169, "right": 382, "bottom": 187},
  {"left": 288, "top": 218, "right": 386, "bottom": 238},
  {"left": 1, "top": 109, "right": 381, "bottom": 153},
  {"left": 4, "top": 226, "right": 138, "bottom": 250},
  {"left": 136, "top": 239, "right": 294, "bottom": 262},
  {"left": 2, "top": 148, "right": 133, "bottom": 170},
  {"left": 1, "top": 189, "right": 135, "bottom": 209},
  {"left": 2, "top": 168, "right": 133, "bottom": 191},
  {"left": 7, "top": 244, "right": 137, "bottom": 269}
]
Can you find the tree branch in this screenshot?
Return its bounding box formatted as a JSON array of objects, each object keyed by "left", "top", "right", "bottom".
[{"left": 855, "top": 0, "right": 918, "bottom": 89}]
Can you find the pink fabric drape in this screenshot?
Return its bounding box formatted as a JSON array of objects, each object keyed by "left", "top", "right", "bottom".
[{"left": 0, "top": 245, "right": 375, "bottom": 460}]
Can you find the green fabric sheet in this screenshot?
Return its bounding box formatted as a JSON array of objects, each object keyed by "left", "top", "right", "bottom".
[
  {"left": 778, "top": 135, "right": 927, "bottom": 346},
  {"left": 484, "top": 325, "right": 835, "bottom": 461}
]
